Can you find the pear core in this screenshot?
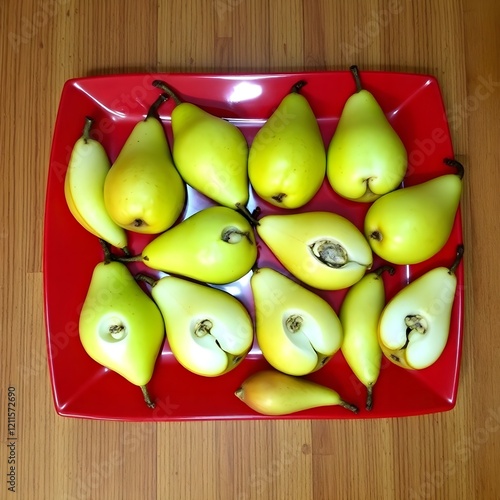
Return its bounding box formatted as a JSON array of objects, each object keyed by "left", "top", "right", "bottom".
[
  {"left": 309, "top": 239, "right": 348, "bottom": 268},
  {"left": 194, "top": 319, "right": 213, "bottom": 337},
  {"left": 98, "top": 316, "right": 128, "bottom": 342},
  {"left": 285, "top": 314, "right": 303, "bottom": 333}
]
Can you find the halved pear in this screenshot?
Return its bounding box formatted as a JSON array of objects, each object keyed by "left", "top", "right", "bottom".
[
  {"left": 378, "top": 245, "right": 463, "bottom": 370},
  {"left": 141, "top": 275, "right": 254, "bottom": 377},
  {"left": 257, "top": 211, "right": 372, "bottom": 290},
  {"left": 251, "top": 267, "right": 343, "bottom": 376},
  {"left": 79, "top": 259, "right": 165, "bottom": 408}
]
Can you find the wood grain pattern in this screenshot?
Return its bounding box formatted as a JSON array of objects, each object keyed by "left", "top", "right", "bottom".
[{"left": 1, "top": 0, "right": 498, "bottom": 498}]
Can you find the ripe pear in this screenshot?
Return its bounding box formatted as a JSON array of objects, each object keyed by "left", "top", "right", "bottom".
[
  {"left": 251, "top": 267, "right": 343, "bottom": 376},
  {"left": 257, "top": 211, "right": 372, "bottom": 290},
  {"left": 104, "top": 94, "right": 186, "bottom": 234},
  {"left": 364, "top": 159, "right": 464, "bottom": 265},
  {"left": 64, "top": 117, "right": 128, "bottom": 252},
  {"left": 153, "top": 80, "right": 249, "bottom": 211},
  {"left": 79, "top": 257, "right": 165, "bottom": 408},
  {"left": 247, "top": 81, "right": 326, "bottom": 209},
  {"left": 378, "top": 245, "right": 464, "bottom": 370},
  {"left": 340, "top": 266, "right": 394, "bottom": 410},
  {"left": 126, "top": 206, "right": 257, "bottom": 284},
  {"left": 327, "top": 66, "right": 407, "bottom": 202},
  {"left": 235, "top": 369, "right": 358, "bottom": 415},
  {"left": 137, "top": 274, "right": 253, "bottom": 377}
]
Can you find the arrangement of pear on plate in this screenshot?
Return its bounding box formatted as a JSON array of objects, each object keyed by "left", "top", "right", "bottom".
[{"left": 63, "top": 66, "right": 464, "bottom": 415}]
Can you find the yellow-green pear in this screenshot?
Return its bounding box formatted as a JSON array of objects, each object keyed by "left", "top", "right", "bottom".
[
  {"left": 340, "top": 266, "right": 394, "bottom": 410},
  {"left": 235, "top": 369, "right": 358, "bottom": 415},
  {"left": 104, "top": 94, "right": 186, "bottom": 234},
  {"left": 137, "top": 274, "right": 253, "bottom": 377},
  {"left": 79, "top": 257, "right": 165, "bottom": 408},
  {"left": 327, "top": 66, "right": 407, "bottom": 202},
  {"left": 153, "top": 80, "right": 249, "bottom": 210},
  {"left": 65, "top": 117, "right": 128, "bottom": 252},
  {"left": 248, "top": 81, "right": 326, "bottom": 209},
  {"left": 257, "top": 211, "right": 372, "bottom": 290},
  {"left": 127, "top": 206, "right": 257, "bottom": 284},
  {"left": 251, "top": 267, "right": 343, "bottom": 376},
  {"left": 378, "top": 245, "right": 463, "bottom": 370},
  {"left": 364, "top": 159, "right": 464, "bottom": 265}
]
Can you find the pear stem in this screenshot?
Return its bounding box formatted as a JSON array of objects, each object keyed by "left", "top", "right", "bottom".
[
  {"left": 82, "top": 116, "right": 94, "bottom": 144},
  {"left": 236, "top": 202, "right": 260, "bottom": 226},
  {"left": 290, "top": 80, "right": 307, "bottom": 94},
  {"left": 449, "top": 244, "right": 465, "bottom": 275},
  {"left": 115, "top": 254, "right": 144, "bottom": 263},
  {"left": 135, "top": 273, "right": 157, "bottom": 287},
  {"left": 444, "top": 158, "right": 465, "bottom": 180},
  {"left": 339, "top": 400, "right": 359, "bottom": 414},
  {"left": 366, "top": 385, "right": 374, "bottom": 411},
  {"left": 98, "top": 238, "right": 113, "bottom": 264},
  {"left": 152, "top": 80, "right": 182, "bottom": 106},
  {"left": 349, "top": 65, "right": 363, "bottom": 93},
  {"left": 375, "top": 265, "right": 395, "bottom": 277},
  {"left": 98, "top": 237, "right": 131, "bottom": 260},
  {"left": 146, "top": 93, "right": 169, "bottom": 120},
  {"left": 141, "top": 385, "right": 155, "bottom": 409}
]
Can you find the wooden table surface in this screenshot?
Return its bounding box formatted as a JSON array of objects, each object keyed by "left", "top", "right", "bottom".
[{"left": 1, "top": 0, "right": 498, "bottom": 498}]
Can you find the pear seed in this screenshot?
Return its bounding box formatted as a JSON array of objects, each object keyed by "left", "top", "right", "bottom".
[{"left": 310, "top": 240, "right": 348, "bottom": 268}]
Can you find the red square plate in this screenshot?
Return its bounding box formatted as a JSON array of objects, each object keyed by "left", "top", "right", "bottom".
[{"left": 44, "top": 71, "right": 464, "bottom": 420}]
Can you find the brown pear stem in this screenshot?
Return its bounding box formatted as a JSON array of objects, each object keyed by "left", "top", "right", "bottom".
[
  {"left": 135, "top": 273, "right": 157, "bottom": 287},
  {"left": 235, "top": 202, "right": 260, "bottom": 227},
  {"left": 98, "top": 238, "right": 113, "bottom": 264},
  {"left": 449, "top": 244, "right": 465, "bottom": 275},
  {"left": 350, "top": 65, "right": 363, "bottom": 93},
  {"left": 290, "top": 80, "right": 307, "bottom": 94},
  {"left": 115, "top": 254, "right": 144, "bottom": 263},
  {"left": 444, "top": 158, "right": 465, "bottom": 180},
  {"left": 366, "top": 385, "right": 374, "bottom": 411},
  {"left": 375, "top": 265, "right": 395, "bottom": 277},
  {"left": 152, "top": 80, "right": 182, "bottom": 106},
  {"left": 82, "top": 116, "right": 94, "bottom": 144},
  {"left": 98, "top": 238, "right": 131, "bottom": 260},
  {"left": 141, "top": 385, "right": 155, "bottom": 409},
  {"left": 146, "top": 93, "right": 168, "bottom": 120},
  {"left": 339, "top": 400, "right": 359, "bottom": 414}
]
